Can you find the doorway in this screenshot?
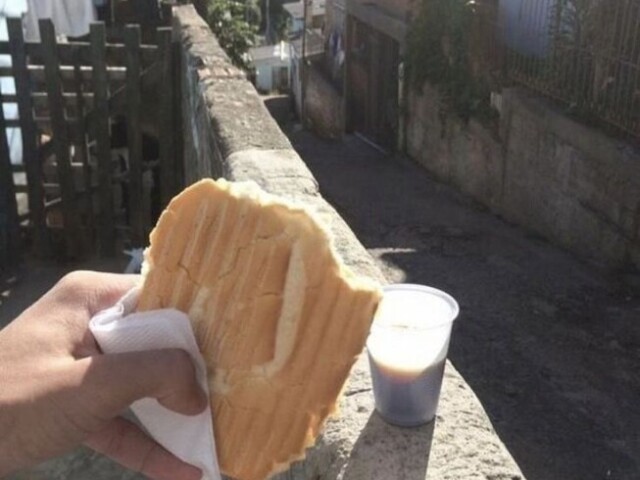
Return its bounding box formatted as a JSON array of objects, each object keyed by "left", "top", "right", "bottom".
[{"left": 346, "top": 16, "right": 400, "bottom": 151}]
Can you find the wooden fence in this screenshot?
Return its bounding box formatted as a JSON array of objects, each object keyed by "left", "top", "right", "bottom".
[{"left": 0, "top": 18, "right": 179, "bottom": 266}]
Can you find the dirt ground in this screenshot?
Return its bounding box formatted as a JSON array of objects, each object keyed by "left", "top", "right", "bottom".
[{"left": 287, "top": 130, "right": 640, "bottom": 480}]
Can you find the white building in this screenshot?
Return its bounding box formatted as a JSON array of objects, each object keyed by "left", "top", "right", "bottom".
[{"left": 249, "top": 41, "right": 291, "bottom": 93}]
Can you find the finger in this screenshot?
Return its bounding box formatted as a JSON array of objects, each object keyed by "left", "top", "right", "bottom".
[
  {"left": 85, "top": 417, "right": 203, "bottom": 480},
  {"left": 71, "top": 349, "right": 208, "bottom": 416},
  {"left": 39, "top": 272, "right": 141, "bottom": 357},
  {"left": 54, "top": 271, "right": 141, "bottom": 315},
  {"left": 84, "top": 272, "right": 141, "bottom": 315}
]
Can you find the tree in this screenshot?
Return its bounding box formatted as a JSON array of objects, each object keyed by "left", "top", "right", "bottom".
[
  {"left": 259, "top": 0, "right": 288, "bottom": 43},
  {"left": 206, "top": 0, "right": 260, "bottom": 70}
]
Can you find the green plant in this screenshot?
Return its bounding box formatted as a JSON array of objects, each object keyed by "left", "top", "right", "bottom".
[
  {"left": 206, "top": 0, "right": 259, "bottom": 70},
  {"left": 272, "top": 12, "right": 289, "bottom": 42},
  {"left": 407, "top": 0, "right": 494, "bottom": 121},
  {"left": 260, "top": 0, "right": 290, "bottom": 42}
]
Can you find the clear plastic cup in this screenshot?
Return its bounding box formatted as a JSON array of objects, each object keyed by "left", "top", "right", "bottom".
[{"left": 367, "top": 284, "right": 460, "bottom": 427}]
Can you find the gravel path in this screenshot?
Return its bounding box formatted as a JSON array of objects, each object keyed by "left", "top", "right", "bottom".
[{"left": 288, "top": 130, "right": 640, "bottom": 480}]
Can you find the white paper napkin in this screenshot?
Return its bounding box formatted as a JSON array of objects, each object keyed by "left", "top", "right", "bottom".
[{"left": 89, "top": 289, "right": 221, "bottom": 480}]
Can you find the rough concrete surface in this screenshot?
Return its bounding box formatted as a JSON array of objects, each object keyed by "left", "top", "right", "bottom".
[
  {"left": 288, "top": 130, "right": 640, "bottom": 480},
  {"left": 176, "top": 7, "right": 293, "bottom": 164}
]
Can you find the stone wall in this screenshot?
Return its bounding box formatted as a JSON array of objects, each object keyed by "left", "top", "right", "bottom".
[
  {"left": 305, "top": 63, "right": 345, "bottom": 139},
  {"left": 406, "top": 83, "right": 640, "bottom": 270},
  {"left": 174, "top": 5, "right": 524, "bottom": 479}
]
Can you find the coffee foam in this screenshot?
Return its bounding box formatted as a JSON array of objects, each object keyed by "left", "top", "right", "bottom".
[{"left": 367, "top": 288, "right": 456, "bottom": 374}]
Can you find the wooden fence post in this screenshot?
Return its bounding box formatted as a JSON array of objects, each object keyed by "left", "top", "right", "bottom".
[
  {"left": 7, "top": 18, "right": 48, "bottom": 255},
  {"left": 73, "top": 47, "right": 95, "bottom": 246},
  {"left": 0, "top": 86, "right": 21, "bottom": 267},
  {"left": 160, "top": 1, "right": 173, "bottom": 26},
  {"left": 124, "top": 24, "right": 145, "bottom": 247},
  {"left": 91, "top": 22, "right": 116, "bottom": 256},
  {"left": 157, "top": 27, "right": 176, "bottom": 209},
  {"left": 40, "top": 19, "right": 83, "bottom": 257}
]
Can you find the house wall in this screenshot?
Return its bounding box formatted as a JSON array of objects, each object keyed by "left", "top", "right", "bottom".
[
  {"left": 348, "top": 0, "right": 413, "bottom": 18},
  {"left": 304, "top": 62, "right": 344, "bottom": 138},
  {"left": 347, "top": 0, "right": 407, "bottom": 44},
  {"left": 291, "top": 54, "right": 303, "bottom": 118},
  {"left": 290, "top": 17, "right": 304, "bottom": 35},
  {"left": 311, "top": 13, "right": 325, "bottom": 29},
  {"left": 325, "top": 0, "right": 346, "bottom": 36},
  {"left": 287, "top": 12, "right": 322, "bottom": 35},
  {"left": 406, "top": 83, "right": 640, "bottom": 269},
  {"left": 323, "top": 0, "right": 346, "bottom": 88},
  {"left": 255, "top": 60, "right": 290, "bottom": 93},
  {"left": 369, "top": 0, "right": 413, "bottom": 18},
  {"left": 255, "top": 64, "right": 274, "bottom": 92}
]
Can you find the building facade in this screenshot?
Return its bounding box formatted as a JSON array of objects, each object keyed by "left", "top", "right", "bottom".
[
  {"left": 345, "top": 0, "right": 411, "bottom": 149},
  {"left": 250, "top": 42, "right": 292, "bottom": 93}
]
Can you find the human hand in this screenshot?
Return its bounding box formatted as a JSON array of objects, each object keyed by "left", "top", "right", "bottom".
[{"left": 0, "top": 271, "right": 206, "bottom": 479}]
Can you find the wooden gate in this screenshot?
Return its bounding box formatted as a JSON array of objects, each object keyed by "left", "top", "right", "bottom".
[
  {"left": 346, "top": 16, "right": 400, "bottom": 151},
  {"left": 0, "top": 18, "right": 179, "bottom": 266}
]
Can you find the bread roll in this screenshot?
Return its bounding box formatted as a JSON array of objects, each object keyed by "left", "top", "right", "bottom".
[{"left": 138, "top": 178, "right": 381, "bottom": 480}]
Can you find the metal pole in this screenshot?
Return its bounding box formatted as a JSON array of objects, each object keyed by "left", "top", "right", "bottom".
[
  {"left": 301, "top": 0, "right": 308, "bottom": 125},
  {"left": 343, "top": 13, "right": 350, "bottom": 133},
  {"left": 266, "top": 0, "right": 271, "bottom": 42}
]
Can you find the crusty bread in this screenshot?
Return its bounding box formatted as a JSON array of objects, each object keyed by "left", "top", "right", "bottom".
[{"left": 137, "top": 178, "right": 381, "bottom": 480}]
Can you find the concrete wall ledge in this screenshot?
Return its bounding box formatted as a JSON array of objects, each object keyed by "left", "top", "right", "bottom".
[
  {"left": 224, "top": 149, "right": 320, "bottom": 196},
  {"left": 174, "top": 5, "right": 525, "bottom": 480}
]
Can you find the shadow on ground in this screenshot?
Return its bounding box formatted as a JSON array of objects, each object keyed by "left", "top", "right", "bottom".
[
  {"left": 1, "top": 256, "right": 128, "bottom": 327},
  {"left": 289, "top": 130, "right": 640, "bottom": 480}
]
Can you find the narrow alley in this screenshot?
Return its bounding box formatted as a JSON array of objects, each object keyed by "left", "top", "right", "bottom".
[{"left": 288, "top": 131, "right": 640, "bottom": 480}]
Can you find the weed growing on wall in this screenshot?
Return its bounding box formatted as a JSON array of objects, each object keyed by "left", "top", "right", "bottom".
[
  {"left": 206, "top": 0, "right": 259, "bottom": 70},
  {"left": 407, "top": 0, "right": 494, "bottom": 122}
]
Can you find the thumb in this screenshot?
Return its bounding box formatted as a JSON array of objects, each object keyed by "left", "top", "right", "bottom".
[{"left": 71, "top": 349, "right": 208, "bottom": 417}]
